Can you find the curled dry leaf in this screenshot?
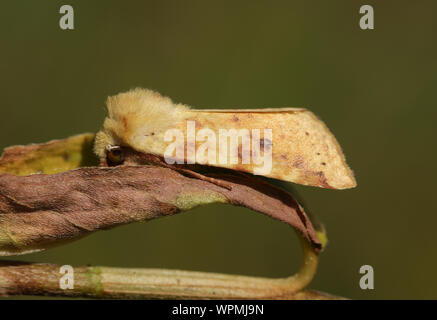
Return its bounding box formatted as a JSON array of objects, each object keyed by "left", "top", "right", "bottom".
[
  {"left": 0, "top": 135, "right": 322, "bottom": 255},
  {"left": 0, "top": 134, "right": 322, "bottom": 256},
  {"left": 0, "top": 133, "right": 98, "bottom": 176}
]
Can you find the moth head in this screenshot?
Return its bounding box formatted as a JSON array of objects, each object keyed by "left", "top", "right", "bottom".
[{"left": 94, "top": 88, "right": 189, "bottom": 163}]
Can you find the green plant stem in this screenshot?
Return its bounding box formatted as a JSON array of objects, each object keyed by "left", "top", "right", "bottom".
[{"left": 0, "top": 233, "right": 332, "bottom": 299}]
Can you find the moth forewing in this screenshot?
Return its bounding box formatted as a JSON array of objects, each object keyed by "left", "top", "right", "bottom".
[
  {"left": 95, "top": 88, "right": 356, "bottom": 189},
  {"left": 166, "top": 109, "right": 355, "bottom": 189}
]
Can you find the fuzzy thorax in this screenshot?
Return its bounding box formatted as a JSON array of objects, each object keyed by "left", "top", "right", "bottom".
[{"left": 94, "top": 88, "right": 189, "bottom": 159}]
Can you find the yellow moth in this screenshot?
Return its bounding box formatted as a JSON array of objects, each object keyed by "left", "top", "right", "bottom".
[{"left": 94, "top": 88, "right": 356, "bottom": 190}]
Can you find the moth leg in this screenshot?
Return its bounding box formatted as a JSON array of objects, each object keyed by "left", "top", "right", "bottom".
[
  {"left": 133, "top": 153, "right": 233, "bottom": 190},
  {"left": 173, "top": 167, "right": 233, "bottom": 191}
]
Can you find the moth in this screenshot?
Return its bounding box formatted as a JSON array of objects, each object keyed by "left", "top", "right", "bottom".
[{"left": 94, "top": 88, "right": 356, "bottom": 190}]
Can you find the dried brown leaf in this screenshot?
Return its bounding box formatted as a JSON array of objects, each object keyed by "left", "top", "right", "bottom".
[{"left": 0, "top": 137, "right": 322, "bottom": 256}]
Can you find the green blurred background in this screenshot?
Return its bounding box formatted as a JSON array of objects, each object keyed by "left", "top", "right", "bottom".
[{"left": 1, "top": 0, "right": 436, "bottom": 299}]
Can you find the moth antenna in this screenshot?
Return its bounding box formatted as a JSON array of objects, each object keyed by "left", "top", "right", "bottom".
[
  {"left": 174, "top": 167, "right": 233, "bottom": 191},
  {"left": 142, "top": 153, "right": 233, "bottom": 190}
]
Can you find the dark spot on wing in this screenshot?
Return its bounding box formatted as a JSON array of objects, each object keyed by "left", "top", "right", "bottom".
[
  {"left": 314, "top": 171, "right": 333, "bottom": 189},
  {"left": 293, "top": 156, "right": 304, "bottom": 169}
]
